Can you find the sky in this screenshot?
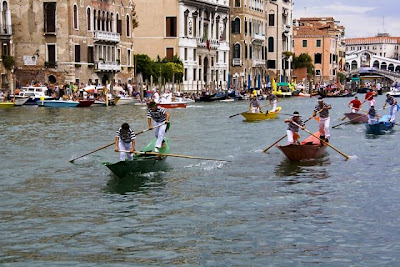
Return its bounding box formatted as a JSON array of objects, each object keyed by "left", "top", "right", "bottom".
[{"left": 293, "top": 0, "right": 400, "bottom": 38}]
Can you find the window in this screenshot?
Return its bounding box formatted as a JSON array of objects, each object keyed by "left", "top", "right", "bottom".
[
  {"left": 166, "top": 47, "right": 174, "bottom": 59},
  {"left": 302, "top": 40, "right": 307, "bottom": 47},
  {"left": 184, "top": 48, "right": 187, "bottom": 60},
  {"left": 245, "top": 18, "right": 247, "bottom": 35},
  {"left": 87, "top": 8, "right": 91, "bottom": 31},
  {"left": 268, "top": 14, "right": 274, "bottom": 26},
  {"left": 267, "top": 60, "right": 275, "bottom": 68},
  {"left": 184, "top": 68, "right": 187, "bottom": 81},
  {"left": 127, "top": 49, "right": 132, "bottom": 65},
  {"left": 184, "top": 11, "right": 188, "bottom": 37},
  {"left": 235, "top": 0, "right": 240, "bottom": 7},
  {"left": 46, "top": 44, "right": 56, "bottom": 67},
  {"left": 231, "top": 18, "right": 240, "bottom": 34},
  {"left": 117, "top": 14, "right": 122, "bottom": 34},
  {"left": 224, "top": 52, "right": 226, "bottom": 63},
  {"left": 166, "top": 17, "right": 177, "bottom": 37},
  {"left": 224, "top": 70, "right": 226, "bottom": 81},
  {"left": 75, "top": 45, "right": 81, "bottom": 62},
  {"left": 314, "top": 53, "right": 322, "bottom": 64},
  {"left": 249, "top": 45, "right": 252, "bottom": 59},
  {"left": 126, "top": 15, "right": 131, "bottom": 37},
  {"left": 87, "top": 46, "right": 94, "bottom": 63},
  {"left": 268, "top": 37, "right": 274, "bottom": 52},
  {"left": 73, "top": 4, "right": 78, "bottom": 29},
  {"left": 233, "top": 44, "right": 241, "bottom": 58},
  {"left": 193, "top": 69, "right": 196, "bottom": 81},
  {"left": 316, "top": 39, "right": 321, "bottom": 47},
  {"left": 316, "top": 69, "right": 321, "bottom": 76},
  {"left": 44, "top": 2, "right": 56, "bottom": 33},
  {"left": 193, "top": 49, "right": 196, "bottom": 62},
  {"left": 245, "top": 45, "right": 248, "bottom": 59}
]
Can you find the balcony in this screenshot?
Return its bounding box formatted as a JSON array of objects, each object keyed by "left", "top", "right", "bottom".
[
  {"left": 94, "top": 31, "right": 120, "bottom": 43},
  {"left": 196, "top": 37, "right": 220, "bottom": 50},
  {"left": 252, "top": 33, "right": 265, "bottom": 43},
  {"left": 95, "top": 61, "right": 121, "bottom": 72},
  {"left": 253, "top": 59, "right": 266, "bottom": 67},
  {"left": 232, "top": 58, "right": 242, "bottom": 66}
]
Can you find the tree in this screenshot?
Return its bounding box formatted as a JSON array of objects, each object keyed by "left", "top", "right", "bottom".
[{"left": 292, "top": 53, "right": 315, "bottom": 76}]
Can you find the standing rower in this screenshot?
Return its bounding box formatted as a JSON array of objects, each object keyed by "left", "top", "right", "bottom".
[
  {"left": 364, "top": 89, "right": 376, "bottom": 107},
  {"left": 383, "top": 93, "right": 398, "bottom": 123},
  {"left": 249, "top": 95, "right": 260, "bottom": 113},
  {"left": 147, "top": 101, "right": 170, "bottom": 152},
  {"left": 285, "top": 111, "right": 305, "bottom": 144},
  {"left": 268, "top": 92, "right": 278, "bottom": 112},
  {"left": 313, "top": 97, "right": 332, "bottom": 144}
]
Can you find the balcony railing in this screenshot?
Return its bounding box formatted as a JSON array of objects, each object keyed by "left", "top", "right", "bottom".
[
  {"left": 252, "top": 33, "right": 265, "bottom": 42},
  {"left": 253, "top": 59, "right": 266, "bottom": 67},
  {"left": 232, "top": 58, "right": 242, "bottom": 66},
  {"left": 95, "top": 61, "right": 121, "bottom": 72},
  {"left": 94, "top": 31, "right": 120, "bottom": 43},
  {"left": 196, "top": 37, "right": 220, "bottom": 50}
]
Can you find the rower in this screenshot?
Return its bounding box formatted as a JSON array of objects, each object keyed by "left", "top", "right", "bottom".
[
  {"left": 147, "top": 101, "right": 170, "bottom": 152},
  {"left": 348, "top": 96, "right": 362, "bottom": 113},
  {"left": 249, "top": 95, "right": 260, "bottom": 113},
  {"left": 285, "top": 111, "right": 305, "bottom": 144},
  {"left": 115, "top": 123, "right": 136, "bottom": 161},
  {"left": 313, "top": 97, "right": 332, "bottom": 144},
  {"left": 268, "top": 92, "right": 278, "bottom": 112},
  {"left": 383, "top": 93, "right": 398, "bottom": 123}
]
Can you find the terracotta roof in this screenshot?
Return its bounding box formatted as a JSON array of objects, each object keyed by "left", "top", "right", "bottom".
[{"left": 345, "top": 37, "right": 400, "bottom": 45}]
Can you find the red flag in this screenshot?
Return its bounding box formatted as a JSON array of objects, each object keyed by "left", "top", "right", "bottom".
[{"left": 206, "top": 39, "right": 210, "bottom": 51}]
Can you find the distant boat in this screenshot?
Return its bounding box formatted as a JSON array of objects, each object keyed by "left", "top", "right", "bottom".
[
  {"left": 0, "top": 102, "right": 15, "bottom": 108},
  {"left": 76, "top": 99, "right": 95, "bottom": 107},
  {"left": 103, "top": 138, "right": 170, "bottom": 178},
  {"left": 240, "top": 107, "right": 281, "bottom": 121},
  {"left": 12, "top": 86, "right": 54, "bottom": 105},
  {"left": 37, "top": 99, "right": 79, "bottom": 107},
  {"left": 277, "top": 132, "right": 327, "bottom": 161}
]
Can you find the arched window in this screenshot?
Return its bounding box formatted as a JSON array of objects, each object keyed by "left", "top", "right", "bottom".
[
  {"left": 110, "top": 13, "right": 114, "bottom": 32},
  {"left": 372, "top": 60, "right": 379, "bottom": 69},
  {"left": 73, "top": 4, "right": 78, "bottom": 29},
  {"left": 268, "top": 37, "right": 274, "bottom": 52},
  {"left": 351, "top": 60, "right": 358, "bottom": 70},
  {"left": 87, "top": 7, "right": 91, "bottom": 31},
  {"left": 396, "top": 66, "right": 400, "bottom": 73},
  {"left": 93, "top": 9, "right": 96, "bottom": 31},
  {"left": 232, "top": 17, "right": 240, "bottom": 34},
  {"left": 106, "top": 12, "right": 109, "bottom": 32},
  {"left": 380, "top": 62, "right": 387, "bottom": 70},
  {"left": 126, "top": 15, "right": 131, "bottom": 37},
  {"left": 233, "top": 43, "right": 241, "bottom": 58},
  {"left": 388, "top": 64, "right": 394, "bottom": 71},
  {"left": 97, "top": 10, "right": 101, "bottom": 31},
  {"left": 102, "top": 11, "right": 105, "bottom": 31}
]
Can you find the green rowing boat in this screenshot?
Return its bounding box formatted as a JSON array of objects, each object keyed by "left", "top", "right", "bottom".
[{"left": 103, "top": 138, "right": 170, "bottom": 178}]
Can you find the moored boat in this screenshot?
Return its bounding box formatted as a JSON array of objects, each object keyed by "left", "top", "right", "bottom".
[
  {"left": 343, "top": 112, "right": 368, "bottom": 123},
  {"left": 318, "top": 89, "right": 356, "bottom": 98},
  {"left": 0, "top": 102, "right": 15, "bottom": 108},
  {"left": 76, "top": 99, "right": 95, "bottom": 107},
  {"left": 157, "top": 99, "right": 187, "bottom": 108},
  {"left": 277, "top": 132, "right": 327, "bottom": 161},
  {"left": 14, "top": 97, "right": 29, "bottom": 106},
  {"left": 365, "top": 115, "right": 394, "bottom": 135},
  {"left": 240, "top": 107, "right": 281, "bottom": 121},
  {"left": 37, "top": 99, "right": 80, "bottom": 107},
  {"left": 12, "top": 86, "right": 54, "bottom": 105},
  {"left": 103, "top": 138, "right": 170, "bottom": 178}
]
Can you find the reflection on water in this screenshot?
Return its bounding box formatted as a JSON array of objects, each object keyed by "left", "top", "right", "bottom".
[
  {"left": 104, "top": 172, "right": 166, "bottom": 194},
  {"left": 274, "top": 157, "right": 330, "bottom": 178}
]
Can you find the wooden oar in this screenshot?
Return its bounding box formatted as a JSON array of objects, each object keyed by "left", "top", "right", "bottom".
[
  {"left": 333, "top": 108, "right": 383, "bottom": 129},
  {"left": 119, "top": 150, "right": 231, "bottom": 162},
  {"left": 229, "top": 103, "right": 269, "bottom": 118},
  {"left": 69, "top": 123, "right": 165, "bottom": 163},
  {"left": 262, "top": 109, "right": 324, "bottom": 153},
  {"left": 291, "top": 121, "right": 350, "bottom": 160}
]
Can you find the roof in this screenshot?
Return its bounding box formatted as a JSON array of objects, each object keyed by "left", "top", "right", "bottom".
[{"left": 345, "top": 37, "right": 400, "bottom": 45}]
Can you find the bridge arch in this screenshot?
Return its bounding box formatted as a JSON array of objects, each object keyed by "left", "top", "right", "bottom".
[
  {"left": 381, "top": 62, "right": 387, "bottom": 70},
  {"left": 351, "top": 60, "right": 358, "bottom": 70},
  {"left": 396, "top": 66, "right": 400, "bottom": 73},
  {"left": 373, "top": 60, "right": 379, "bottom": 69},
  {"left": 388, "top": 64, "right": 394, "bottom": 72}
]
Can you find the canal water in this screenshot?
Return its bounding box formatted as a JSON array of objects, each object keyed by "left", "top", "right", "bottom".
[{"left": 1, "top": 96, "right": 399, "bottom": 266}]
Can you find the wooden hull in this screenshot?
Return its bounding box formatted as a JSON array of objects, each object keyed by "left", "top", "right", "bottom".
[
  {"left": 77, "top": 100, "right": 95, "bottom": 107},
  {"left": 103, "top": 138, "right": 170, "bottom": 178},
  {"left": 277, "top": 132, "right": 327, "bottom": 161},
  {"left": 344, "top": 113, "right": 368, "bottom": 123},
  {"left": 365, "top": 115, "right": 394, "bottom": 135},
  {"left": 158, "top": 102, "right": 187, "bottom": 108},
  {"left": 241, "top": 107, "right": 281, "bottom": 121},
  {"left": 0, "top": 102, "right": 15, "bottom": 108}
]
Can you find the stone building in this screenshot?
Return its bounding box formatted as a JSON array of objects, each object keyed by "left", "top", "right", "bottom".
[
  {"left": 11, "top": 0, "right": 135, "bottom": 87},
  {"left": 134, "top": 0, "right": 230, "bottom": 92},
  {"left": 0, "top": 0, "right": 12, "bottom": 92},
  {"left": 293, "top": 17, "right": 345, "bottom": 82},
  {"left": 230, "top": 0, "right": 294, "bottom": 89}
]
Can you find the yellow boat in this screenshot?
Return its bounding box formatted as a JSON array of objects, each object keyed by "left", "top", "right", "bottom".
[
  {"left": 241, "top": 107, "right": 281, "bottom": 121},
  {"left": 0, "top": 102, "right": 15, "bottom": 108}
]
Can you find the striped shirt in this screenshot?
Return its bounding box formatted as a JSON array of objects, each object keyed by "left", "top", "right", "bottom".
[
  {"left": 386, "top": 96, "right": 396, "bottom": 106},
  {"left": 314, "top": 103, "right": 331, "bottom": 118},
  {"left": 147, "top": 107, "right": 166, "bottom": 123},
  {"left": 287, "top": 117, "right": 304, "bottom": 132},
  {"left": 116, "top": 128, "right": 136, "bottom": 143}
]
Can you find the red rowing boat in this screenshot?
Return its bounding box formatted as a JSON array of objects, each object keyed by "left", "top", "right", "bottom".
[
  {"left": 157, "top": 101, "right": 187, "bottom": 108},
  {"left": 277, "top": 132, "right": 327, "bottom": 161},
  {"left": 343, "top": 112, "right": 368, "bottom": 123},
  {"left": 77, "top": 99, "right": 95, "bottom": 107}
]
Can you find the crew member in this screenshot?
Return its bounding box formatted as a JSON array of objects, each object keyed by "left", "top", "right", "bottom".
[
  {"left": 313, "top": 97, "right": 332, "bottom": 144},
  {"left": 383, "top": 93, "right": 398, "bottom": 123},
  {"left": 249, "top": 95, "right": 260, "bottom": 113},
  {"left": 115, "top": 123, "right": 136, "bottom": 161},
  {"left": 285, "top": 111, "right": 305, "bottom": 144},
  {"left": 147, "top": 101, "right": 170, "bottom": 152},
  {"left": 348, "top": 96, "right": 362, "bottom": 113}
]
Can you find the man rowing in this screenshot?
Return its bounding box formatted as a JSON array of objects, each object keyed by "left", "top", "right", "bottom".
[
  {"left": 383, "top": 93, "right": 398, "bottom": 123},
  {"left": 348, "top": 96, "right": 362, "bottom": 113},
  {"left": 364, "top": 89, "right": 376, "bottom": 107},
  {"left": 147, "top": 101, "right": 170, "bottom": 152},
  {"left": 249, "top": 95, "right": 261, "bottom": 113},
  {"left": 285, "top": 111, "right": 305, "bottom": 144},
  {"left": 267, "top": 92, "right": 278, "bottom": 112},
  {"left": 313, "top": 97, "right": 332, "bottom": 144}
]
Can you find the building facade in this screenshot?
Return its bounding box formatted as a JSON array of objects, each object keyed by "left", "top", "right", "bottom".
[
  {"left": 0, "top": 0, "right": 12, "bottom": 92},
  {"left": 345, "top": 34, "right": 400, "bottom": 61},
  {"left": 230, "top": 0, "right": 293, "bottom": 89},
  {"left": 11, "top": 0, "right": 135, "bottom": 87},
  {"left": 134, "top": 0, "right": 230, "bottom": 92},
  {"left": 293, "top": 17, "right": 345, "bottom": 82}
]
